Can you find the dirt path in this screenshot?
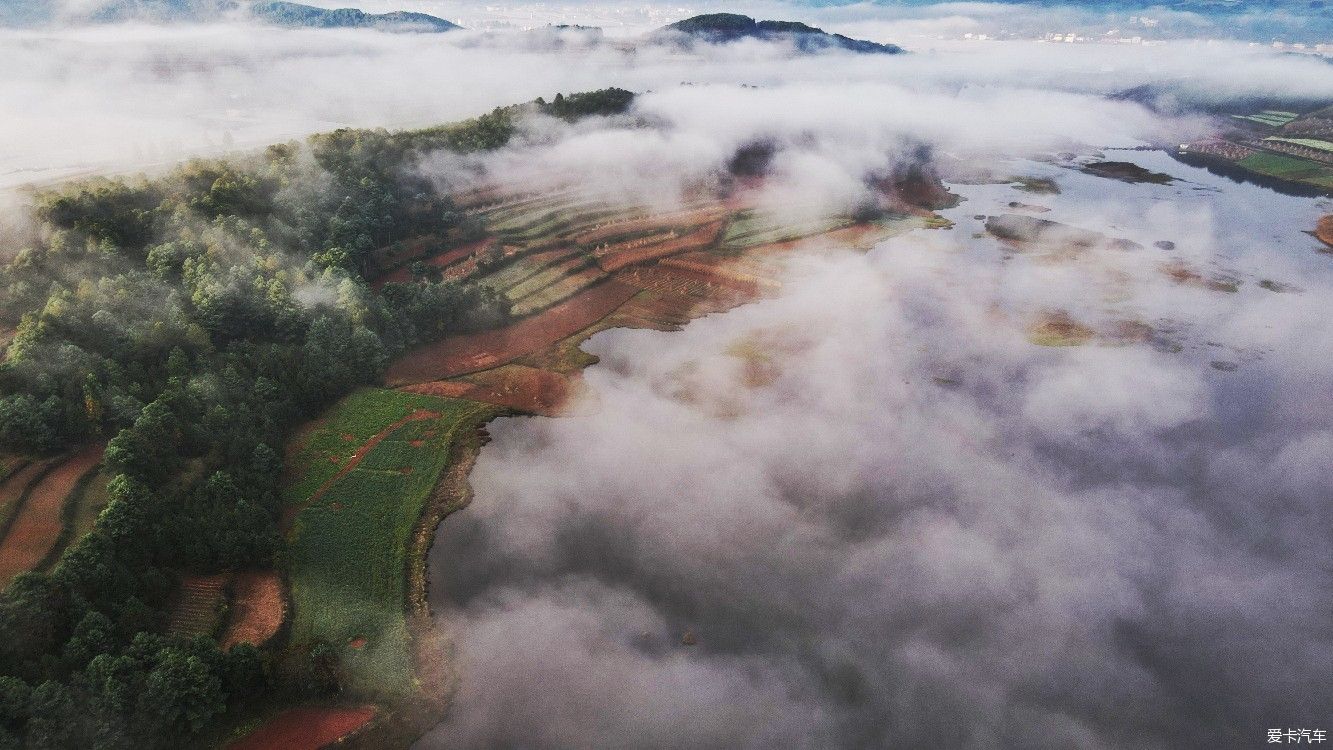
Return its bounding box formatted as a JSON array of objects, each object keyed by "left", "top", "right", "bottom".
[{"left": 0, "top": 444, "right": 103, "bottom": 585}]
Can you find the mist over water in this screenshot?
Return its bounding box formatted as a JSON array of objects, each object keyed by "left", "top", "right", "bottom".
[{"left": 423, "top": 138, "right": 1333, "bottom": 747}]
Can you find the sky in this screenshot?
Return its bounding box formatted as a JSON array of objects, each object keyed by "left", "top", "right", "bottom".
[{"left": 2, "top": 4, "right": 1331, "bottom": 747}]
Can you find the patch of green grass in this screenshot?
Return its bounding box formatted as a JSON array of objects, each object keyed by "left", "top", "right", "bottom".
[
  {"left": 284, "top": 388, "right": 497, "bottom": 698},
  {"left": 1235, "top": 151, "right": 1333, "bottom": 191}
]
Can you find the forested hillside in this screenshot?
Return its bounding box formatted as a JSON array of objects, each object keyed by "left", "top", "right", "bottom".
[{"left": 0, "top": 91, "right": 630, "bottom": 749}]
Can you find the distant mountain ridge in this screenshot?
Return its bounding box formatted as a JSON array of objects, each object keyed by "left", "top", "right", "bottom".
[
  {"left": 658, "top": 13, "right": 903, "bottom": 54},
  {"left": 250, "top": 1, "right": 459, "bottom": 31},
  {"left": 0, "top": 0, "right": 460, "bottom": 30}
]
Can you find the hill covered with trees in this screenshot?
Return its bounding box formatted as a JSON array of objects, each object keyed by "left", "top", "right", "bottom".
[
  {"left": 657, "top": 13, "right": 904, "bottom": 54},
  {"left": 250, "top": 2, "right": 459, "bottom": 31},
  {"left": 0, "top": 90, "right": 631, "bottom": 749}
]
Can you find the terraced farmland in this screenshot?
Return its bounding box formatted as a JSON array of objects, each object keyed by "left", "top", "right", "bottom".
[
  {"left": 0, "top": 444, "right": 104, "bottom": 586},
  {"left": 168, "top": 573, "right": 232, "bottom": 638}
]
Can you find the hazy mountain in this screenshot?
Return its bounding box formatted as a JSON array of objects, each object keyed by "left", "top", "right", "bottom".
[
  {"left": 657, "top": 13, "right": 903, "bottom": 53},
  {"left": 250, "top": 1, "right": 459, "bottom": 31},
  {"left": 0, "top": 0, "right": 460, "bottom": 29}
]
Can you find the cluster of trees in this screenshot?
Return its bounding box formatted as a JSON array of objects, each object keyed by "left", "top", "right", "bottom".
[
  {"left": 535, "top": 87, "right": 636, "bottom": 121},
  {"left": 0, "top": 108, "right": 523, "bottom": 748}
]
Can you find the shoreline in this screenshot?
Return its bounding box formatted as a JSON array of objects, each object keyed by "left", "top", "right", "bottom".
[{"left": 392, "top": 214, "right": 945, "bottom": 745}]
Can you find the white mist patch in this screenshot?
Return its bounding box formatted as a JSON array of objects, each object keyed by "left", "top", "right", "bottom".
[
  {"left": 423, "top": 160, "right": 1333, "bottom": 747},
  {"left": 4, "top": 19, "right": 1331, "bottom": 191}
]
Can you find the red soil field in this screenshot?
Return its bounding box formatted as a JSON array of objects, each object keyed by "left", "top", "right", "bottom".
[
  {"left": 731, "top": 221, "right": 910, "bottom": 258},
  {"left": 401, "top": 365, "right": 575, "bottom": 416},
  {"left": 227, "top": 705, "right": 376, "bottom": 750},
  {"left": 0, "top": 444, "right": 103, "bottom": 585},
  {"left": 0, "top": 461, "right": 52, "bottom": 510},
  {"left": 1317, "top": 215, "right": 1333, "bottom": 248},
  {"left": 385, "top": 278, "right": 639, "bottom": 385},
  {"left": 613, "top": 266, "right": 754, "bottom": 329},
  {"left": 370, "top": 239, "right": 494, "bottom": 289},
  {"left": 370, "top": 235, "right": 438, "bottom": 273},
  {"left": 573, "top": 206, "right": 729, "bottom": 246},
  {"left": 659, "top": 253, "right": 780, "bottom": 295},
  {"left": 593, "top": 221, "right": 725, "bottom": 272},
  {"left": 220, "top": 571, "right": 286, "bottom": 649}
]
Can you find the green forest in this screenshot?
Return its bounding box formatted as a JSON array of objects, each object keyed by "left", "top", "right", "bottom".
[{"left": 0, "top": 89, "right": 634, "bottom": 749}]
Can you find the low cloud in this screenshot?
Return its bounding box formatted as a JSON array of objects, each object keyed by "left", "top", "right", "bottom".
[{"left": 420, "top": 93, "right": 1333, "bottom": 747}]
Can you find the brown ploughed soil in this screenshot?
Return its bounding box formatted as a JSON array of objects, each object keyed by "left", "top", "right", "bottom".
[
  {"left": 385, "top": 278, "right": 639, "bottom": 385},
  {"left": 219, "top": 570, "right": 286, "bottom": 649},
  {"left": 0, "top": 444, "right": 103, "bottom": 585},
  {"left": 226, "top": 706, "right": 376, "bottom": 750}
]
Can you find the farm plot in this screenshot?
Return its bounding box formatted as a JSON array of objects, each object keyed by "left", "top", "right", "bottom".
[
  {"left": 1237, "top": 152, "right": 1333, "bottom": 189},
  {"left": 592, "top": 220, "right": 726, "bottom": 272},
  {"left": 371, "top": 239, "right": 493, "bottom": 289},
  {"left": 509, "top": 266, "right": 608, "bottom": 317},
  {"left": 485, "top": 197, "right": 636, "bottom": 245},
  {"left": 220, "top": 570, "right": 286, "bottom": 649},
  {"left": 401, "top": 365, "right": 575, "bottom": 416},
  {"left": 0, "top": 460, "right": 54, "bottom": 535},
  {"left": 720, "top": 210, "right": 854, "bottom": 251},
  {"left": 385, "top": 277, "right": 640, "bottom": 384},
  {"left": 284, "top": 389, "right": 497, "bottom": 698},
  {"left": 489, "top": 251, "right": 595, "bottom": 301},
  {"left": 227, "top": 705, "right": 376, "bottom": 750},
  {"left": 0, "top": 444, "right": 104, "bottom": 587},
  {"left": 572, "top": 205, "right": 730, "bottom": 246},
  {"left": 66, "top": 470, "right": 111, "bottom": 543},
  {"left": 168, "top": 573, "right": 232, "bottom": 638}
]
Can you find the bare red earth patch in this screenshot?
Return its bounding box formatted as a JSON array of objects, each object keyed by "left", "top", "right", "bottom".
[
  {"left": 0, "top": 444, "right": 103, "bottom": 585},
  {"left": 0, "top": 461, "right": 52, "bottom": 509},
  {"left": 401, "top": 365, "right": 575, "bottom": 416},
  {"left": 593, "top": 221, "right": 725, "bottom": 272},
  {"left": 385, "top": 278, "right": 639, "bottom": 384},
  {"left": 227, "top": 705, "right": 376, "bottom": 750},
  {"left": 1316, "top": 215, "right": 1333, "bottom": 248},
  {"left": 220, "top": 571, "right": 286, "bottom": 650},
  {"left": 371, "top": 239, "right": 494, "bottom": 289}
]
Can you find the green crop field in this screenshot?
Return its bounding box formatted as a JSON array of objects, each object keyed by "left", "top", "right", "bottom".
[
  {"left": 1264, "top": 136, "right": 1333, "bottom": 154},
  {"left": 284, "top": 388, "right": 498, "bottom": 698},
  {"left": 1231, "top": 111, "right": 1298, "bottom": 127},
  {"left": 721, "top": 211, "right": 853, "bottom": 250},
  {"left": 1237, "top": 151, "right": 1333, "bottom": 189}
]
